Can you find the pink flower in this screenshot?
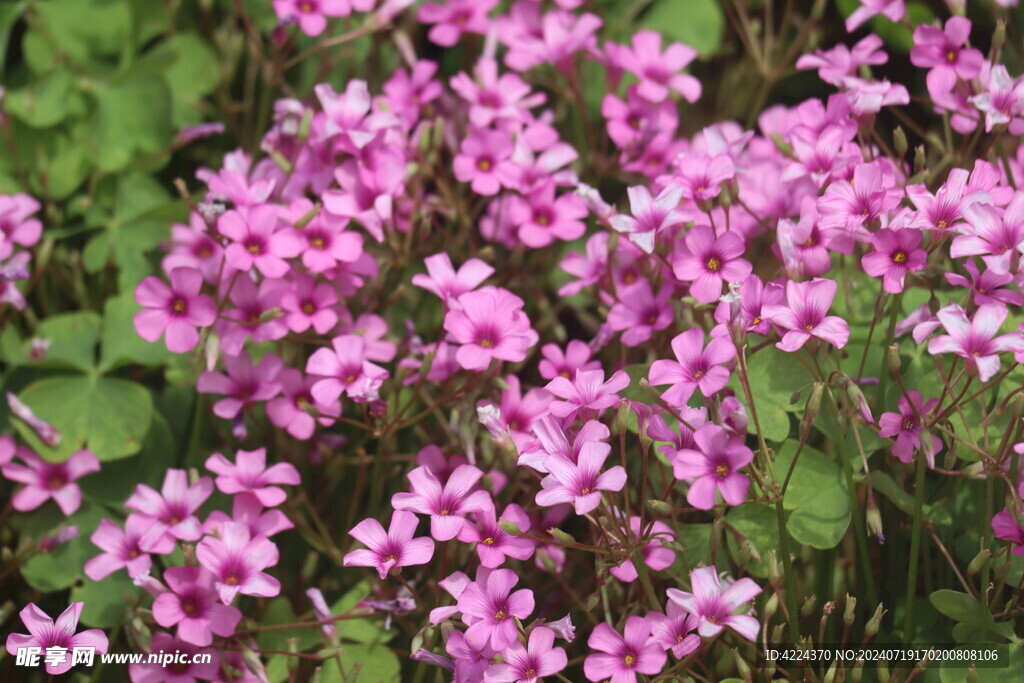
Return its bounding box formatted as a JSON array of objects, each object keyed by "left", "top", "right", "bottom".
[
  {"left": 305, "top": 335, "right": 389, "bottom": 405},
  {"left": 134, "top": 267, "right": 216, "bottom": 353},
  {"left": 673, "top": 154, "right": 735, "bottom": 203},
  {"left": 817, "top": 161, "right": 903, "bottom": 236},
  {"left": 945, "top": 259, "right": 1024, "bottom": 307},
  {"left": 671, "top": 424, "right": 753, "bottom": 509},
  {"left": 992, "top": 483, "right": 1024, "bottom": 557},
  {"left": 609, "top": 184, "right": 687, "bottom": 254},
  {"left": 535, "top": 449, "right": 627, "bottom": 515},
  {"left": 273, "top": 0, "right": 355, "bottom": 37},
  {"left": 125, "top": 469, "right": 214, "bottom": 542},
  {"left": 6, "top": 392, "right": 60, "bottom": 447},
  {"left": 545, "top": 369, "right": 630, "bottom": 423},
  {"left": 285, "top": 207, "right": 364, "bottom": 274},
  {"left": 646, "top": 601, "right": 701, "bottom": 659},
  {"left": 673, "top": 225, "right": 751, "bottom": 303},
  {"left": 84, "top": 515, "right": 174, "bottom": 581},
  {"left": 450, "top": 58, "right": 546, "bottom": 128},
  {"left": 444, "top": 287, "right": 537, "bottom": 370},
  {"left": 419, "top": 0, "right": 496, "bottom": 47},
  {"left": 205, "top": 447, "right": 300, "bottom": 507},
  {"left": 196, "top": 521, "right": 281, "bottom": 604},
  {"left": 954, "top": 199, "right": 1024, "bottom": 274},
  {"left": 649, "top": 329, "right": 735, "bottom": 407},
  {"left": 1, "top": 448, "right": 98, "bottom": 515},
  {"left": 508, "top": 182, "right": 588, "bottom": 248},
  {"left": 878, "top": 390, "right": 942, "bottom": 466},
  {"left": 609, "top": 517, "right": 676, "bottom": 583},
  {"left": 861, "top": 228, "right": 927, "bottom": 293},
  {"left": 153, "top": 566, "right": 242, "bottom": 646},
  {"left": 457, "top": 568, "right": 535, "bottom": 651},
  {"left": 796, "top": 34, "right": 888, "bottom": 86},
  {"left": 454, "top": 129, "right": 514, "bottom": 196},
  {"left": 412, "top": 252, "right": 495, "bottom": 304},
  {"left": 216, "top": 276, "right": 288, "bottom": 356},
  {"left": 608, "top": 280, "right": 674, "bottom": 347},
  {"left": 503, "top": 8, "right": 603, "bottom": 74},
  {"left": 764, "top": 278, "right": 850, "bottom": 351},
  {"left": 713, "top": 274, "right": 785, "bottom": 336},
  {"left": 583, "top": 616, "right": 667, "bottom": 683},
  {"left": 910, "top": 16, "right": 983, "bottom": 97},
  {"left": 5, "top": 603, "right": 108, "bottom": 675},
  {"left": 280, "top": 273, "right": 339, "bottom": 334},
  {"left": 266, "top": 368, "right": 341, "bottom": 440},
  {"left": 392, "top": 464, "right": 493, "bottom": 541},
  {"left": 927, "top": 303, "right": 1024, "bottom": 381},
  {"left": 218, "top": 206, "right": 302, "bottom": 278},
  {"left": 203, "top": 492, "right": 293, "bottom": 539},
  {"left": 198, "top": 352, "right": 284, "bottom": 420},
  {"left": 970, "top": 64, "right": 1024, "bottom": 133},
  {"left": 0, "top": 193, "right": 42, "bottom": 259},
  {"left": 538, "top": 340, "right": 601, "bottom": 380},
  {"left": 845, "top": 0, "right": 905, "bottom": 32},
  {"left": 667, "top": 566, "right": 762, "bottom": 640},
  {"left": 458, "top": 503, "right": 535, "bottom": 568},
  {"left": 484, "top": 627, "right": 568, "bottom": 682},
  {"left": 128, "top": 632, "right": 219, "bottom": 682},
  {"left": 611, "top": 30, "right": 701, "bottom": 103},
  {"left": 343, "top": 509, "right": 435, "bottom": 579}
]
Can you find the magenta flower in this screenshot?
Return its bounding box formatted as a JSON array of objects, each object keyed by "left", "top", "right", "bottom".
[
  {"left": 444, "top": 287, "right": 537, "bottom": 371},
  {"left": 484, "top": 627, "right": 568, "bottom": 683},
  {"left": 609, "top": 184, "right": 687, "bottom": 254},
  {"left": 910, "top": 16, "right": 983, "bottom": 97},
  {"left": 845, "top": 0, "right": 905, "bottom": 32},
  {"left": 538, "top": 340, "right": 601, "bottom": 380},
  {"left": 713, "top": 274, "right": 785, "bottom": 336},
  {"left": 583, "top": 616, "right": 667, "bottom": 683},
  {"left": 453, "top": 129, "right": 514, "bottom": 196},
  {"left": 671, "top": 424, "right": 753, "bottom": 509},
  {"left": 545, "top": 369, "right": 630, "bottom": 423},
  {"left": 674, "top": 154, "right": 735, "bottom": 203},
  {"left": 667, "top": 566, "right": 762, "bottom": 640},
  {"left": 5, "top": 603, "right": 108, "bottom": 675},
  {"left": 818, "top": 161, "right": 903, "bottom": 236},
  {"left": 272, "top": 0, "right": 355, "bottom": 36},
  {"left": 0, "top": 193, "right": 42, "bottom": 259},
  {"left": 507, "top": 182, "right": 588, "bottom": 248},
  {"left": 878, "top": 391, "right": 942, "bottom": 466},
  {"left": 764, "top": 278, "right": 850, "bottom": 352},
  {"left": 458, "top": 503, "right": 535, "bottom": 568},
  {"left": 125, "top": 469, "right": 214, "bottom": 542},
  {"left": 535, "top": 449, "right": 627, "bottom": 515},
  {"left": 306, "top": 334, "right": 388, "bottom": 405},
  {"left": 134, "top": 267, "right": 216, "bottom": 353},
  {"left": 609, "top": 518, "right": 676, "bottom": 584},
  {"left": 216, "top": 276, "right": 288, "bottom": 356},
  {"left": 128, "top": 632, "right": 219, "bottom": 683},
  {"left": 344, "top": 509, "right": 435, "bottom": 579},
  {"left": 281, "top": 273, "right": 339, "bottom": 334},
  {"left": 608, "top": 280, "right": 674, "bottom": 347},
  {"left": 612, "top": 30, "right": 700, "bottom": 103},
  {"left": 993, "top": 483, "right": 1024, "bottom": 557},
  {"left": 419, "top": 0, "right": 496, "bottom": 47},
  {"left": 197, "top": 352, "right": 283, "bottom": 420},
  {"left": 1, "top": 448, "right": 98, "bottom": 515},
  {"left": 196, "top": 521, "right": 281, "bottom": 604},
  {"left": 945, "top": 259, "right": 1024, "bottom": 307},
  {"left": 458, "top": 568, "right": 535, "bottom": 651},
  {"left": 450, "top": 58, "right": 546, "bottom": 128},
  {"left": 861, "top": 228, "right": 927, "bottom": 293},
  {"left": 266, "top": 368, "right": 341, "bottom": 440},
  {"left": 153, "top": 566, "right": 242, "bottom": 646},
  {"left": 204, "top": 447, "right": 300, "bottom": 507},
  {"left": 926, "top": 303, "right": 1024, "bottom": 381},
  {"left": 392, "top": 464, "right": 493, "bottom": 541},
  {"left": 286, "top": 209, "right": 364, "bottom": 274},
  {"left": 970, "top": 64, "right": 1024, "bottom": 133},
  {"left": 672, "top": 225, "right": 751, "bottom": 303},
  {"left": 954, "top": 199, "right": 1024, "bottom": 274},
  {"left": 796, "top": 34, "right": 888, "bottom": 86},
  {"left": 84, "top": 515, "right": 174, "bottom": 581},
  {"left": 646, "top": 602, "right": 701, "bottom": 659},
  {"left": 218, "top": 206, "right": 302, "bottom": 278},
  {"left": 412, "top": 252, "right": 495, "bottom": 304},
  {"left": 649, "top": 329, "right": 735, "bottom": 407}
]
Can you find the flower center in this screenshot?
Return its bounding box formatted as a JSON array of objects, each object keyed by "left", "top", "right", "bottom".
[
  {"left": 482, "top": 537, "right": 495, "bottom": 546},
  {"left": 480, "top": 338, "right": 494, "bottom": 348},
  {"left": 477, "top": 158, "right": 492, "bottom": 172},
  {"left": 580, "top": 487, "right": 591, "bottom": 495},
  {"left": 302, "top": 301, "right": 316, "bottom": 314},
  {"left": 247, "top": 243, "right": 262, "bottom": 255},
  {"left": 128, "top": 549, "right": 140, "bottom": 559},
  {"left": 384, "top": 553, "right": 397, "bottom": 562},
  {"left": 439, "top": 509, "right": 450, "bottom": 516},
  {"left": 48, "top": 475, "right": 66, "bottom": 490},
  {"left": 804, "top": 323, "right": 815, "bottom": 332},
  {"left": 706, "top": 256, "right": 721, "bottom": 271},
  {"left": 902, "top": 417, "right": 916, "bottom": 431},
  {"left": 892, "top": 250, "right": 908, "bottom": 264},
  {"left": 172, "top": 298, "right": 187, "bottom": 314},
  {"left": 946, "top": 49, "right": 956, "bottom": 63},
  {"left": 310, "top": 237, "right": 325, "bottom": 249},
  {"left": 624, "top": 653, "right": 637, "bottom": 667},
  {"left": 183, "top": 600, "right": 197, "bottom": 615},
  {"left": 936, "top": 219, "right": 948, "bottom": 230},
  {"left": 225, "top": 574, "right": 240, "bottom": 585},
  {"left": 524, "top": 668, "right": 537, "bottom": 677},
  {"left": 345, "top": 374, "right": 356, "bottom": 383},
  {"left": 494, "top": 609, "right": 507, "bottom": 621},
  {"left": 676, "top": 634, "right": 685, "bottom": 643},
  {"left": 535, "top": 212, "right": 551, "bottom": 226},
  {"left": 693, "top": 369, "right": 704, "bottom": 379},
  {"left": 715, "top": 464, "right": 730, "bottom": 479},
  {"left": 299, "top": 1, "right": 314, "bottom": 11}
]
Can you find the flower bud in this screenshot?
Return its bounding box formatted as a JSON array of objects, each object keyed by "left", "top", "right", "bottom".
[
  {"left": 732, "top": 648, "right": 753, "bottom": 682},
  {"left": 770, "top": 133, "right": 794, "bottom": 158},
  {"left": 801, "top": 595, "right": 817, "bottom": 618},
  {"left": 993, "top": 20, "right": 1006, "bottom": 57},
  {"left": 294, "top": 202, "right": 322, "bottom": 229},
  {"left": 823, "top": 661, "right": 839, "bottom": 683},
  {"left": 865, "top": 603, "right": 886, "bottom": 637},
  {"left": 866, "top": 500, "right": 884, "bottom": 544},
  {"left": 846, "top": 379, "right": 874, "bottom": 424},
  {"left": 914, "top": 145, "right": 927, "bottom": 172},
  {"left": 614, "top": 399, "right": 631, "bottom": 435},
  {"left": 850, "top": 659, "right": 864, "bottom": 682},
  {"left": 893, "top": 127, "right": 908, "bottom": 159},
  {"left": 763, "top": 592, "right": 779, "bottom": 621},
  {"left": 887, "top": 344, "right": 901, "bottom": 376},
  {"left": 646, "top": 498, "right": 672, "bottom": 514},
  {"left": 771, "top": 623, "right": 786, "bottom": 644},
  {"left": 498, "top": 519, "right": 523, "bottom": 536},
  {"left": 260, "top": 307, "right": 285, "bottom": 322},
  {"left": 967, "top": 548, "right": 991, "bottom": 577},
  {"left": 963, "top": 462, "right": 986, "bottom": 480},
  {"left": 548, "top": 528, "right": 576, "bottom": 546},
  {"left": 767, "top": 550, "right": 783, "bottom": 584},
  {"left": 844, "top": 594, "right": 857, "bottom": 626}
]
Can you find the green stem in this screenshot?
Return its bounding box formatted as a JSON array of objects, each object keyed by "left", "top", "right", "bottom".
[
  {"left": 633, "top": 549, "right": 662, "bottom": 611},
  {"left": 904, "top": 453, "right": 927, "bottom": 644},
  {"left": 875, "top": 292, "right": 903, "bottom": 406},
  {"left": 775, "top": 498, "right": 800, "bottom": 640}
]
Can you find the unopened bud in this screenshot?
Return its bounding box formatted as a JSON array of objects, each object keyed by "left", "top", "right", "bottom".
[
  {"left": 614, "top": 400, "right": 631, "bottom": 435},
  {"left": 764, "top": 592, "right": 779, "bottom": 621},
  {"left": 823, "top": 661, "right": 839, "bottom": 683},
  {"left": 737, "top": 540, "right": 761, "bottom": 564},
  {"left": 771, "top": 623, "right": 786, "bottom": 644},
  {"left": 866, "top": 501, "right": 884, "bottom": 544},
  {"left": 260, "top": 307, "right": 285, "bottom": 322},
  {"left": 548, "top": 528, "right": 576, "bottom": 546},
  {"left": 887, "top": 344, "right": 902, "bottom": 376},
  {"left": 498, "top": 520, "right": 523, "bottom": 536},
  {"left": 893, "top": 127, "right": 908, "bottom": 159},
  {"left": 732, "top": 648, "right": 752, "bottom": 681},
  {"left": 770, "top": 133, "right": 794, "bottom": 158},
  {"left": 993, "top": 21, "right": 1006, "bottom": 56},
  {"left": 801, "top": 595, "right": 817, "bottom": 618},
  {"left": 967, "top": 548, "right": 991, "bottom": 577},
  {"left": 269, "top": 150, "right": 293, "bottom": 173},
  {"left": 846, "top": 379, "right": 874, "bottom": 424},
  {"left": 298, "top": 108, "right": 313, "bottom": 141},
  {"left": 294, "top": 202, "right": 322, "bottom": 229},
  {"left": 865, "top": 603, "right": 886, "bottom": 637},
  {"left": 914, "top": 145, "right": 927, "bottom": 172},
  {"left": 851, "top": 659, "right": 864, "bottom": 682},
  {"left": 844, "top": 594, "right": 857, "bottom": 626},
  {"left": 647, "top": 499, "right": 671, "bottom": 514},
  {"left": 767, "top": 550, "right": 783, "bottom": 584}
]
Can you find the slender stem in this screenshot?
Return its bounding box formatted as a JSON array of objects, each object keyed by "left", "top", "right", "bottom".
[
  {"left": 904, "top": 453, "right": 927, "bottom": 644},
  {"left": 875, "top": 292, "right": 902, "bottom": 405},
  {"left": 775, "top": 499, "right": 800, "bottom": 640}
]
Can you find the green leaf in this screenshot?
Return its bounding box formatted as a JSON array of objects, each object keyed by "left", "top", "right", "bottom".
[
  {"left": 0, "top": 3, "right": 21, "bottom": 71},
  {"left": 71, "top": 571, "right": 143, "bottom": 629},
  {"left": 93, "top": 69, "right": 173, "bottom": 172},
  {"left": 640, "top": 0, "right": 724, "bottom": 56},
  {"left": 740, "top": 346, "right": 812, "bottom": 414},
  {"left": 80, "top": 413, "right": 174, "bottom": 504},
  {"left": 14, "top": 375, "right": 153, "bottom": 461},
  {"left": 19, "top": 502, "right": 106, "bottom": 592},
  {"left": 786, "top": 492, "right": 851, "bottom": 549},
  {"left": 258, "top": 598, "right": 323, "bottom": 654},
  {"left": 726, "top": 503, "right": 779, "bottom": 577},
  {"left": 3, "top": 68, "right": 81, "bottom": 128},
  {"left": 99, "top": 296, "right": 174, "bottom": 370},
  {"left": 331, "top": 581, "right": 394, "bottom": 645},
  {"left": 33, "top": 0, "right": 132, "bottom": 63},
  {"left": 774, "top": 443, "right": 851, "bottom": 548},
  {"left": 322, "top": 643, "right": 401, "bottom": 683},
  {"left": 141, "top": 33, "right": 220, "bottom": 127},
  {"left": 32, "top": 311, "right": 102, "bottom": 370},
  {"left": 871, "top": 471, "right": 952, "bottom": 526}
]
